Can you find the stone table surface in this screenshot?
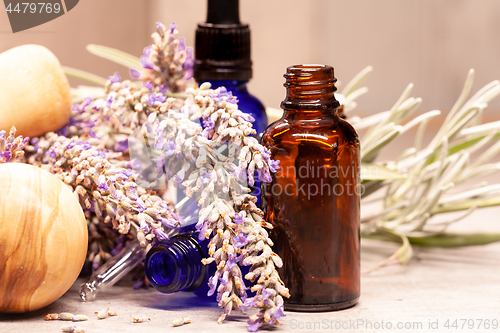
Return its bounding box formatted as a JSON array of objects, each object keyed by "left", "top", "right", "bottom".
[{"left": 1, "top": 205, "right": 500, "bottom": 333}]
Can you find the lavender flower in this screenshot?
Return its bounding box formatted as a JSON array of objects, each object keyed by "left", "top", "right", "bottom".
[
  {"left": 24, "top": 131, "right": 179, "bottom": 244},
  {"left": 0, "top": 127, "right": 28, "bottom": 163},
  {"left": 137, "top": 22, "right": 195, "bottom": 92},
  {"left": 108, "top": 72, "right": 121, "bottom": 83}
]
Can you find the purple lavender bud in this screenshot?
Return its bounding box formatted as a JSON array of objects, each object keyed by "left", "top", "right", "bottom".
[
  {"left": 183, "top": 48, "right": 194, "bottom": 70},
  {"left": 67, "top": 140, "right": 76, "bottom": 149},
  {"left": 199, "top": 170, "right": 211, "bottom": 184},
  {"left": 203, "top": 118, "right": 215, "bottom": 131},
  {"left": 130, "top": 158, "right": 142, "bottom": 170},
  {"left": 152, "top": 156, "right": 165, "bottom": 170},
  {"left": 57, "top": 126, "right": 69, "bottom": 137},
  {"left": 164, "top": 140, "right": 176, "bottom": 157},
  {"left": 261, "top": 148, "right": 271, "bottom": 160},
  {"left": 143, "top": 46, "right": 151, "bottom": 57},
  {"left": 88, "top": 130, "right": 99, "bottom": 139},
  {"left": 269, "top": 159, "right": 280, "bottom": 173},
  {"left": 241, "top": 296, "right": 259, "bottom": 310},
  {"left": 257, "top": 169, "right": 272, "bottom": 183},
  {"left": 130, "top": 69, "right": 141, "bottom": 78},
  {"left": 161, "top": 217, "right": 177, "bottom": 229},
  {"left": 233, "top": 231, "right": 248, "bottom": 249},
  {"left": 270, "top": 304, "right": 286, "bottom": 324},
  {"left": 106, "top": 96, "right": 114, "bottom": 108},
  {"left": 89, "top": 201, "right": 95, "bottom": 213},
  {"left": 97, "top": 175, "right": 109, "bottom": 191},
  {"left": 170, "top": 22, "right": 177, "bottom": 33},
  {"left": 80, "top": 142, "right": 92, "bottom": 150},
  {"left": 136, "top": 198, "right": 147, "bottom": 213},
  {"left": 241, "top": 113, "right": 255, "bottom": 123},
  {"left": 1, "top": 151, "right": 12, "bottom": 162},
  {"left": 226, "top": 253, "right": 238, "bottom": 270},
  {"left": 115, "top": 140, "right": 129, "bottom": 152},
  {"left": 228, "top": 96, "right": 239, "bottom": 104},
  {"left": 184, "top": 69, "right": 193, "bottom": 81},
  {"left": 144, "top": 94, "right": 156, "bottom": 106},
  {"left": 72, "top": 105, "right": 80, "bottom": 112},
  {"left": 178, "top": 37, "right": 186, "bottom": 52},
  {"left": 156, "top": 22, "right": 165, "bottom": 36},
  {"left": 108, "top": 72, "right": 121, "bottom": 83},
  {"left": 248, "top": 172, "right": 255, "bottom": 187},
  {"left": 155, "top": 94, "right": 166, "bottom": 103},
  {"left": 143, "top": 81, "right": 154, "bottom": 91},
  {"left": 221, "top": 270, "right": 229, "bottom": 286},
  {"left": 122, "top": 169, "right": 133, "bottom": 178},
  {"left": 234, "top": 213, "right": 245, "bottom": 225},
  {"left": 247, "top": 318, "right": 262, "bottom": 332},
  {"left": 207, "top": 274, "right": 218, "bottom": 296},
  {"left": 159, "top": 84, "right": 168, "bottom": 93},
  {"left": 154, "top": 228, "right": 168, "bottom": 241},
  {"left": 140, "top": 55, "right": 155, "bottom": 70},
  {"left": 262, "top": 288, "right": 273, "bottom": 300},
  {"left": 155, "top": 132, "right": 165, "bottom": 150},
  {"left": 31, "top": 137, "right": 38, "bottom": 145},
  {"left": 232, "top": 166, "right": 247, "bottom": 182}
]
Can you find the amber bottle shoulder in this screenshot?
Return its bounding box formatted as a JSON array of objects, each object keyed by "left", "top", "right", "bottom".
[{"left": 262, "top": 112, "right": 359, "bottom": 148}]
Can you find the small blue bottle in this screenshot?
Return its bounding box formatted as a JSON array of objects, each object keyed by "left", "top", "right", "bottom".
[
  {"left": 144, "top": 225, "right": 215, "bottom": 298},
  {"left": 144, "top": 198, "right": 254, "bottom": 298},
  {"left": 194, "top": 0, "right": 268, "bottom": 137}
]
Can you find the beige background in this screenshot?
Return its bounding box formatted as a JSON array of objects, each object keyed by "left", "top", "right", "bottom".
[{"left": 1, "top": 0, "right": 500, "bottom": 118}]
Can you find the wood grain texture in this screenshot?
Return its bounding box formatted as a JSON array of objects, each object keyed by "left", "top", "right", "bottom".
[{"left": 0, "top": 163, "right": 87, "bottom": 313}]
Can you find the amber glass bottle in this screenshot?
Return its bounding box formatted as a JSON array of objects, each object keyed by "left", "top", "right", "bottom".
[{"left": 261, "top": 64, "right": 360, "bottom": 311}]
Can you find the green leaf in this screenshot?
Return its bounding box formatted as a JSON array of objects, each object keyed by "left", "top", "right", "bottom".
[
  {"left": 361, "top": 163, "right": 405, "bottom": 181},
  {"left": 432, "top": 195, "right": 500, "bottom": 215},
  {"left": 364, "top": 232, "right": 500, "bottom": 247},
  {"left": 86, "top": 44, "right": 141, "bottom": 70},
  {"left": 408, "top": 233, "right": 500, "bottom": 247}
]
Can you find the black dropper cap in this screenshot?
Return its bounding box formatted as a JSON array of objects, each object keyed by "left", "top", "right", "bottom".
[{"left": 194, "top": 0, "right": 252, "bottom": 81}]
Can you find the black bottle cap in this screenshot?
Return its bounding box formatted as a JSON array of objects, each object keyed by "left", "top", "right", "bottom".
[{"left": 194, "top": 0, "right": 252, "bottom": 81}]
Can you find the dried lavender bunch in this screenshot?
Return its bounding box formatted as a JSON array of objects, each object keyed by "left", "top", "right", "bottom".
[
  {"left": 66, "top": 72, "right": 289, "bottom": 329},
  {"left": 59, "top": 21, "right": 287, "bottom": 330},
  {"left": 0, "top": 127, "right": 29, "bottom": 163},
  {"left": 183, "top": 86, "right": 287, "bottom": 330},
  {"left": 133, "top": 22, "right": 194, "bottom": 93},
  {"left": 24, "top": 132, "right": 179, "bottom": 245}
]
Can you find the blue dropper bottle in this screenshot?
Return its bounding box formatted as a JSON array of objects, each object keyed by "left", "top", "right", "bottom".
[
  {"left": 194, "top": 0, "right": 268, "bottom": 138},
  {"left": 145, "top": 224, "right": 215, "bottom": 298}
]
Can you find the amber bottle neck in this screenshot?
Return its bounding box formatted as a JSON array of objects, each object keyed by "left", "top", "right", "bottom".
[{"left": 280, "top": 64, "right": 340, "bottom": 113}]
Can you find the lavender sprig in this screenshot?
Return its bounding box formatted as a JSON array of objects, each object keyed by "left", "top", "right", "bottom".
[
  {"left": 25, "top": 131, "right": 179, "bottom": 246},
  {"left": 0, "top": 127, "right": 29, "bottom": 163},
  {"left": 134, "top": 22, "right": 194, "bottom": 93}
]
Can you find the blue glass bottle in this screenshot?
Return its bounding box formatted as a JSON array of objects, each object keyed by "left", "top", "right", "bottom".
[
  {"left": 144, "top": 226, "right": 216, "bottom": 298},
  {"left": 194, "top": 0, "right": 268, "bottom": 138}
]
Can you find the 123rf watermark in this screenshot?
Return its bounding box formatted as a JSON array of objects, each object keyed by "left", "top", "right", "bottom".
[{"left": 290, "top": 318, "right": 499, "bottom": 330}]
